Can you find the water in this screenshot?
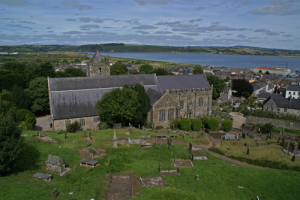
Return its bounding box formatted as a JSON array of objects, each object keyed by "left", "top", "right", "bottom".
[{"left": 82, "top": 52, "right": 300, "bottom": 72}]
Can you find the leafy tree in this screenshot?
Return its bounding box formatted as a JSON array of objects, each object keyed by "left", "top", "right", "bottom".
[
  {"left": 191, "top": 118, "right": 202, "bottom": 131},
  {"left": 124, "top": 84, "right": 150, "bottom": 126},
  {"left": 0, "top": 69, "right": 13, "bottom": 76},
  {"left": 152, "top": 68, "right": 171, "bottom": 76},
  {"left": 179, "top": 118, "right": 192, "bottom": 131},
  {"left": 74, "top": 58, "right": 80, "bottom": 63},
  {"left": 224, "top": 77, "right": 230, "bottom": 82},
  {"left": 25, "top": 62, "right": 56, "bottom": 86},
  {"left": 0, "top": 115, "right": 24, "bottom": 174},
  {"left": 1, "top": 62, "right": 27, "bottom": 74},
  {"left": 266, "top": 71, "right": 270, "bottom": 74},
  {"left": 222, "top": 120, "right": 232, "bottom": 132},
  {"left": 64, "top": 67, "right": 86, "bottom": 77},
  {"left": 232, "top": 79, "right": 253, "bottom": 96},
  {"left": 110, "top": 63, "right": 128, "bottom": 75},
  {"left": 6, "top": 86, "right": 32, "bottom": 110},
  {"left": 193, "top": 65, "right": 203, "bottom": 74},
  {"left": 0, "top": 73, "right": 25, "bottom": 91},
  {"left": 15, "top": 109, "right": 36, "bottom": 129},
  {"left": 206, "top": 75, "right": 226, "bottom": 100},
  {"left": 242, "top": 91, "right": 251, "bottom": 98},
  {"left": 208, "top": 118, "right": 219, "bottom": 131},
  {"left": 259, "top": 70, "right": 262, "bottom": 73},
  {"left": 27, "top": 77, "right": 49, "bottom": 113},
  {"left": 55, "top": 71, "right": 71, "bottom": 78},
  {"left": 139, "top": 64, "right": 153, "bottom": 74},
  {"left": 66, "top": 121, "right": 82, "bottom": 133},
  {"left": 200, "top": 116, "right": 210, "bottom": 128},
  {"left": 96, "top": 88, "right": 140, "bottom": 125}
]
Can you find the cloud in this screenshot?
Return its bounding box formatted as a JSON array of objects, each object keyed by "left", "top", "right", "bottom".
[
  {"left": 188, "top": 19, "right": 203, "bottom": 23},
  {"left": 61, "top": 0, "right": 91, "bottom": 11},
  {"left": 155, "top": 21, "right": 198, "bottom": 28},
  {"left": 211, "top": 22, "right": 220, "bottom": 25},
  {"left": 283, "top": 34, "right": 293, "bottom": 37},
  {"left": 7, "top": 24, "right": 32, "bottom": 29},
  {"left": 250, "top": 0, "right": 300, "bottom": 16},
  {"left": 0, "top": 17, "right": 14, "bottom": 20},
  {"left": 195, "top": 7, "right": 205, "bottom": 11},
  {"left": 78, "top": 17, "right": 91, "bottom": 23},
  {"left": 80, "top": 24, "right": 100, "bottom": 31},
  {"left": 47, "top": 31, "right": 54, "bottom": 33},
  {"left": 66, "top": 18, "right": 77, "bottom": 21},
  {"left": 78, "top": 17, "right": 104, "bottom": 23},
  {"left": 132, "top": 25, "right": 157, "bottom": 29},
  {"left": 172, "top": 25, "right": 248, "bottom": 33},
  {"left": 1, "top": 8, "right": 5, "bottom": 11},
  {"left": 20, "top": 20, "right": 35, "bottom": 24},
  {"left": 63, "top": 31, "right": 82, "bottom": 34},
  {"left": 181, "top": 32, "right": 200, "bottom": 36},
  {"left": 237, "top": 34, "right": 247, "bottom": 39},
  {"left": 134, "top": 0, "right": 173, "bottom": 5},
  {"left": 46, "top": 27, "right": 53, "bottom": 29},
  {"left": 155, "top": 31, "right": 172, "bottom": 34},
  {"left": 126, "top": 19, "right": 140, "bottom": 25},
  {"left": 0, "top": 0, "right": 29, "bottom": 6},
  {"left": 254, "top": 29, "right": 279, "bottom": 36},
  {"left": 136, "top": 30, "right": 149, "bottom": 34}
]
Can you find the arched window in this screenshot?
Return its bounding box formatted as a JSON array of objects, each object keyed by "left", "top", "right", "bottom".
[
  {"left": 168, "top": 109, "right": 174, "bottom": 121},
  {"left": 159, "top": 109, "right": 166, "bottom": 121},
  {"left": 199, "top": 97, "right": 204, "bottom": 106},
  {"left": 98, "top": 67, "right": 102, "bottom": 72}
]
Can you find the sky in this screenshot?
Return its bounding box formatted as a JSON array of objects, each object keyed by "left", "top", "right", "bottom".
[{"left": 0, "top": 0, "right": 300, "bottom": 49}]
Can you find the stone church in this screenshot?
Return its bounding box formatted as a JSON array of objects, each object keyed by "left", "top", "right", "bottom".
[{"left": 48, "top": 52, "right": 212, "bottom": 130}]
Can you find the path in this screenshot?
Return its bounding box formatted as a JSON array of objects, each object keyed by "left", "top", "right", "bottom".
[{"left": 203, "top": 148, "right": 268, "bottom": 169}]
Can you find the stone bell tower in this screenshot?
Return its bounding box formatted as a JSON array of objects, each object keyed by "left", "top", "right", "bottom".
[{"left": 87, "top": 51, "right": 110, "bottom": 77}]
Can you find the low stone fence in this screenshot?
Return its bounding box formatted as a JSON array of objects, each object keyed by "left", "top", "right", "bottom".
[{"left": 246, "top": 116, "right": 300, "bottom": 130}]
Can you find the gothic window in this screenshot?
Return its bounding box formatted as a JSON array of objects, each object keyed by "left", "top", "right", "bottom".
[
  {"left": 98, "top": 67, "right": 102, "bottom": 73},
  {"left": 159, "top": 109, "right": 166, "bottom": 121},
  {"left": 168, "top": 109, "right": 174, "bottom": 121},
  {"left": 199, "top": 97, "right": 204, "bottom": 106},
  {"left": 93, "top": 117, "right": 99, "bottom": 123},
  {"left": 180, "top": 100, "right": 184, "bottom": 109},
  {"left": 79, "top": 118, "right": 85, "bottom": 126}
]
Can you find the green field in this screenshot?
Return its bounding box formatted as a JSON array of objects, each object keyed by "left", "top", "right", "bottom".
[{"left": 1, "top": 129, "right": 300, "bottom": 200}]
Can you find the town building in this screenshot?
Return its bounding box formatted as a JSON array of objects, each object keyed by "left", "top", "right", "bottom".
[
  {"left": 263, "top": 96, "right": 300, "bottom": 116},
  {"left": 285, "top": 85, "right": 300, "bottom": 99},
  {"left": 253, "top": 67, "right": 291, "bottom": 76},
  {"left": 86, "top": 50, "right": 110, "bottom": 76}
]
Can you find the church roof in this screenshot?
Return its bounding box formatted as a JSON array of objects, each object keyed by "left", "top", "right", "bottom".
[
  {"left": 89, "top": 50, "right": 102, "bottom": 63},
  {"left": 157, "top": 74, "right": 210, "bottom": 92},
  {"left": 146, "top": 88, "right": 163, "bottom": 106}
]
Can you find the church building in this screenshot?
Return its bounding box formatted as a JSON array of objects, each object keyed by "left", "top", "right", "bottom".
[{"left": 48, "top": 52, "right": 212, "bottom": 130}]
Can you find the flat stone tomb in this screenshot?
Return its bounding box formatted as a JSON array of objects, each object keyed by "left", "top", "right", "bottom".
[
  {"left": 193, "top": 156, "right": 208, "bottom": 160},
  {"left": 139, "top": 135, "right": 150, "bottom": 139},
  {"left": 140, "top": 176, "right": 166, "bottom": 187},
  {"left": 107, "top": 173, "right": 133, "bottom": 200},
  {"left": 128, "top": 138, "right": 141, "bottom": 144},
  {"left": 155, "top": 134, "right": 167, "bottom": 139},
  {"left": 175, "top": 130, "right": 185, "bottom": 134},
  {"left": 45, "top": 155, "right": 71, "bottom": 176},
  {"left": 117, "top": 137, "right": 127, "bottom": 144},
  {"left": 80, "top": 159, "right": 99, "bottom": 168},
  {"left": 160, "top": 170, "right": 180, "bottom": 176},
  {"left": 173, "top": 159, "right": 194, "bottom": 168},
  {"left": 140, "top": 139, "right": 153, "bottom": 147},
  {"left": 188, "top": 132, "right": 197, "bottom": 136},
  {"left": 170, "top": 135, "right": 178, "bottom": 139},
  {"left": 33, "top": 173, "right": 52, "bottom": 182}
]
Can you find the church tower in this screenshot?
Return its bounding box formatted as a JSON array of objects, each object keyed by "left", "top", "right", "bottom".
[{"left": 87, "top": 51, "right": 110, "bottom": 77}]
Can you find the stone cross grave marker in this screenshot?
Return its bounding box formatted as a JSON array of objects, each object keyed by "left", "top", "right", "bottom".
[
  {"left": 51, "top": 188, "right": 57, "bottom": 199},
  {"left": 292, "top": 155, "right": 296, "bottom": 162},
  {"left": 89, "top": 132, "right": 92, "bottom": 140},
  {"left": 85, "top": 138, "right": 90, "bottom": 147},
  {"left": 247, "top": 147, "right": 250, "bottom": 155},
  {"left": 107, "top": 157, "right": 111, "bottom": 166},
  {"left": 64, "top": 131, "right": 67, "bottom": 139},
  {"left": 84, "top": 130, "right": 86, "bottom": 138}
]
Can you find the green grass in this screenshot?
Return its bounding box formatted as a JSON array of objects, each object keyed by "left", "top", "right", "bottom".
[
  {"left": 248, "top": 123, "right": 300, "bottom": 135},
  {"left": 1, "top": 129, "right": 300, "bottom": 199}
]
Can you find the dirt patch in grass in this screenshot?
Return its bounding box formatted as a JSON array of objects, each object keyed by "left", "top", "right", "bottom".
[{"left": 78, "top": 147, "right": 106, "bottom": 159}]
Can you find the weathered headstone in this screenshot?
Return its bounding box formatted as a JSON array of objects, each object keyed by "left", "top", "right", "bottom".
[
  {"left": 242, "top": 133, "right": 245, "bottom": 139},
  {"left": 57, "top": 130, "right": 60, "bottom": 135},
  {"left": 84, "top": 130, "right": 86, "bottom": 138},
  {"left": 113, "top": 130, "right": 118, "bottom": 148},
  {"left": 195, "top": 175, "right": 199, "bottom": 181},
  {"left": 142, "top": 125, "right": 145, "bottom": 130},
  {"left": 85, "top": 139, "right": 90, "bottom": 147},
  {"left": 292, "top": 155, "right": 296, "bottom": 162},
  {"left": 174, "top": 156, "right": 176, "bottom": 164},
  {"left": 182, "top": 135, "right": 185, "bottom": 140},
  {"left": 244, "top": 143, "right": 247, "bottom": 146},
  {"left": 138, "top": 124, "right": 140, "bottom": 129},
  {"left": 89, "top": 132, "right": 92, "bottom": 140},
  {"left": 170, "top": 138, "right": 172, "bottom": 146},
  {"left": 281, "top": 136, "right": 285, "bottom": 147},
  {"left": 167, "top": 130, "right": 169, "bottom": 135},
  {"left": 257, "top": 142, "right": 259, "bottom": 147},
  {"left": 158, "top": 143, "right": 162, "bottom": 148},
  {"left": 266, "top": 135, "right": 269, "bottom": 140},
  {"left": 107, "top": 157, "right": 111, "bottom": 166},
  {"left": 287, "top": 140, "right": 290, "bottom": 151},
  {"left": 293, "top": 142, "right": 298, "bottom": 154},
  {"left": 247, "top": 147, "right": 250, "bottom": 155},
  {"left": 64, "top": 131, "right": 67, "bottom": 139},
  {"left": 51, "top": 188, "right": 57, "bottom": 199},
  {"left": 278, "top": 137, "right": 280, "bottom": 143}
]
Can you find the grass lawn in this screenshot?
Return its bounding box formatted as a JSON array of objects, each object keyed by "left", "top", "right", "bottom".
[
  {"left": 248, "top": 123, "right": 300, "bottom": 135},
  {"left": 1, "top": 129, "right": 300, "bottom": 200}
]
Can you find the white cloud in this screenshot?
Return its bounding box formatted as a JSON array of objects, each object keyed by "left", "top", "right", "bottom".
[
  {"left": 61, "top": 0, "right": 91, "bottom": 11},
  {"left": 250, "top": 0, "right": 300, "bottom": 15},
  {"left": 0, "top": 0, "right": 29, "bottom": 6}
]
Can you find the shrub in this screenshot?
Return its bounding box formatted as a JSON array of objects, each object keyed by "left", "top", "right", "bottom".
[
  {"left": 16, "top": 109, "right": 36, "bottom": 129},
  {"left": 171, "top": 118, "right": 180, "bottom": 128},
  {"left": 191, "top": 118, "right": 202, "bottom": 131},
  {"left": 66, "top": 121, "right": 82, "bottom": 133},
  {"left": 179, "top": 118, "right": 191, "bottom": 131},
  {"left": 222, "top": 120, "right": 232, "bottom": 132},
  {"left": 98, "top": 121, "right": 110, "bottom": 130},
  {"left": 200, "top": 116, "right": 210, "bottom": 128},
  {"left": 145, "top": 122, "right": 154, "bottom": 129},
  {"left": 205, "top": 128, "right": 210, "bottom": 133},
  {"left": 208, "top": 118, "right": 219, "bottom": 131},
  {"left": 20, "top": 121, "right": 27, "bottom": 130},
  {"left": 155, "top": 126, "right": 163, "bottom": 130},
  {"left": 261, "top": 123, "right": 273, "bottom": 134},
  {"left": 211, "top": 148, "right": 225, "bottom": 155}
]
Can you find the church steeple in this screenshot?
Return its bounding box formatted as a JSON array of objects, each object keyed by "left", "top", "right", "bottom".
[{"left": 89, "top": 50, "right": 102, "bottom": 63}]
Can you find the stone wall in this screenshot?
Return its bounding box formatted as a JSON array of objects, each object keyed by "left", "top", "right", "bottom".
[
  {"left": 246, "top": 116, "right": 300, "bottom": 130},
  {"left": 229, "top": 112, "right": 246, "bottom": 129},
  {"left": 87, "top": 56, "right": 110, "bottom": 77},
  {"left": 53, "top": 116, "right": 99, "bottom": 131}
]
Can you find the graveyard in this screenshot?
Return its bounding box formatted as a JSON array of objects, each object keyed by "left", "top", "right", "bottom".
[{"left": 1, "top": 127, "right": 300, "bottom": 199}]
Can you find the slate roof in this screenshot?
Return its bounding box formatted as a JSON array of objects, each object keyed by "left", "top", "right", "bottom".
[
  {"left": 146, "top": 88, "right": 163, "bottom": 106},
  {"left": 286, "top": 84, "right": 300, "bottom": 92},
  {"left": 257, "top": 93, "right": 285, "bottom": 98},
  {"left": 157, "top": 74, "right": 210, "bottom": 92},
  {"left": 89, "top": 51, "right": 102, "bottom": 63},
  {"left": 222, "top": 87, "right": 231, "bottom": 93},
  {"left": 272, "top": 98, "right": 300, "bottom": 109}
]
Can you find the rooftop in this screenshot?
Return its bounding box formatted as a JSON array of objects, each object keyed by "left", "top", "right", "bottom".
[{"left": 255, "top": 67, "right": 289, "bottom": 72}]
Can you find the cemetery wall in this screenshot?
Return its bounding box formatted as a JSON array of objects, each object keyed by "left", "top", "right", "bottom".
[
  {"left": 53, "top": 116, "right": 99, "bottom": 131},
  {"left": 246, "top": 116, "right": 300, "bottom": 129}
]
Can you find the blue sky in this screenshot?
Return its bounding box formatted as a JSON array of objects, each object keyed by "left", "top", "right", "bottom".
[{"left": 0, "top": 0, "right": 299, "bottom": 49}]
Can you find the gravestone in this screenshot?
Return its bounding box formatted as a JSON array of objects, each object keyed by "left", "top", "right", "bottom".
[
  {"left": 51, "top": 188, "right": 57, "bottom": 199},
  {"left": 64, "top": 131, "right": 67, "bottom": 139},
  {"left": 278, "top": 137, "right": 280, "bottom": 143},
  {"left": 129, "top": 123, "right": 133, "bottom": 134},
  {"left": 89, "top": 132, "right": 92, "bottom": 140},
  {"left": 138, "top": 124, "right": 140, "bottom": 129},
  {"left": 293, "top": 142, "right": 298, "bottom": 154},
  {"left": 202, "top": 125, "right": 204, "bottom": 131},
  {"left": 107, "top": 157, "right": 111, "bottom": 166},
  {"left": 266, "top": 135, "right": 269, "bottom": 140},
  {"left": 85, "top": 139, "right": 90, "bottom": 147},
  {"left": 113, "top": 131, "right": 118, "bottom": 148},
  {"left": 244, "top": 143, "right": 247, "bottom": 146},
  {"left": 142, "top": 125, "right": 145, "bottom": 130},
  {"left": 287, "top": 140, "right": 290, "bottom": 151},
  {"left": 182, "top": 135, "right": 185, "bottom": 140},
  {"left": 158, "top": 143, "right": 162, "bottom": 148},
  {"left": 159, "top": 162, "right": 161, "bottom": 173},
  {"left": 242, "top": 133, "right": 245, "bottom": 139},
  {"left": 281, "top": 136, "right": 285, "bottom": 147},
  {"left": 174, "top": 156, "right": 176, "bottom": 164},
  {"left": 84, "top": 130, "right": 86, "bottom": 138},
  {"left": 167, "top": 130, "right": 169, "bottom": 135},
  {"left": 247, "top": 147, "right": 250, "bottom": 155},
  {"left": 292, "top": 155, "right": 295, "bottom": 162},
  {"left": 257, "top": 142, "right": 259, "bottom": 147},
  {"left": 195, "top": 175, "right": 199, "bottom": 181},
  {"left": 57, "top": 130, "right": 60, "bottom": 135},
  {"left": 170, "top": 138, "right": 172, "bottom": 146}
]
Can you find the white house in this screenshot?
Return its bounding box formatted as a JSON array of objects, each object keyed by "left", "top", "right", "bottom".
[
  {"left": 254, "top": 67, "right": 291, "bottom": 76},
  {"left": 285, "top": 85, "right": 300, "bottom": 99}
]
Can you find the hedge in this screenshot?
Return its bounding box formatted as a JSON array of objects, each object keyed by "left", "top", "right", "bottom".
[
  {"left": 179, "top": 118, "right": 191, "bottom": 131},
  {"left": 222, "top": 120, "right": 232, "bottom": 132},
  {"left": 191, "top": 118, "right": 202, "bottom": 131},
  {"left": 208, "top": 118, "right": 219, "bottom": 131}
]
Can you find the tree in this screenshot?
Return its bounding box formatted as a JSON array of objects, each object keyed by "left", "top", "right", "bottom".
[
  {"left": 27, "top": 77, "right": 49, "bottom": 113},
  {"left": 15, "top": 109, "right": 36, "bottom": 129},
  {"left": 206, "top": 75, "right": 226, "bottom": 100},
  {"left": 139, "top": 64, "right": 153, "bottom": 74},
  {"left": 110, "top": 63, "right": 128, "bottom": 75},
  {"left": 0, "top": 115, "right": 24, "bottom": 174},
  {"left": 193, "top": 65, "right": 203, "bottom": 74},
  {"left": 152, "top": 68, "right": 170, "bottom": 76},
  {"left": 124, "top": 84, "right": 150, "bottom": 126},
  {"left": 266, "top": 71, "right": 270, "bottom": 74},
  {"left": 55, "top": 71, "right": 71, "bottom": 78},
  {"left": 259, "top": 70, "right": 262, "bottom": 73},
  {"left": 1, "top": 62, "right": 27, "bottom": 74},
  {"left": 179, "top": 118, "right": 192, "bottom": 131},
  {"left": 232, "top": 79, "right": 253, "bottom": 96},
  {"left": 96, "top": 88, "right": 140, "bottom": 125},
  {"left": 242, "top": 91, "right": 251, "bottom": 98},
  {"left": 64, "top": 67, "right": 86, "bottom": 77},
  {"left": 222, "top": 120, "right": 232, "bottom": 132},
  {"left": 208, "top": 118, "right": 219, "bottom": 131},
  {"left": 6, "top": 86, "right": 32, "bottom": 110},
  {"left": 261, "top": 123, "right": 273, "bottom": 133},
  {"left": 0, "top": 73, "right": 25, "bottom": 91}
]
